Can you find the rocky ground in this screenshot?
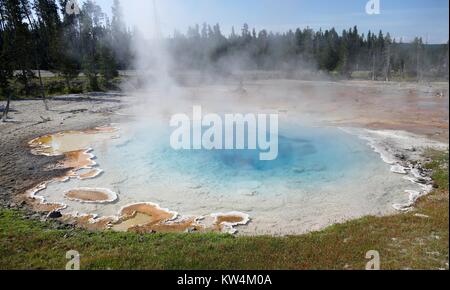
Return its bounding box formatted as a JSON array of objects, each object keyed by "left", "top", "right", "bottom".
[{"left": 0, "top": 93, "right": 130, "bottom": 220}]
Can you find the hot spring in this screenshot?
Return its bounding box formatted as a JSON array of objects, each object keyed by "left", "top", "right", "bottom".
[{"left": 28, "top": 120, "right": 421, "bottom": 235}]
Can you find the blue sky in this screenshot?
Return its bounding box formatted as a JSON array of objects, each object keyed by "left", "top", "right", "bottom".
[{"left": 92, "top": 0, "right": 449, "bottom": 43}]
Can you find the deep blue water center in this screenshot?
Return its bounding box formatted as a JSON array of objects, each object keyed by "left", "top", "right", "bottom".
[
  {"left": 217, "top": 134, "right": 316, "bottom": 171},
  {"left": 114, "top": 123, "right": 383, "bottom": 195}
]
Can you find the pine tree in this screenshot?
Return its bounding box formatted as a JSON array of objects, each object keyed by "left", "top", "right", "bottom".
[
  {"left": 4, "top": 0, "right": 34, "bottom": 97},
  {"left": 20, "top": 0, "right": 50, "bottom": 109},
  {"left": 383, "top": 33, "right": 392, "bottom": 81},
  {"left": 58, "top": 0, "right": 81, "bottom": 92},
  {"left": 1, "top": 0, "right": 34, "bottom": 119},
  {"left": 111, "top": 0, "right": 129, "bottom": 69},
  {"left": 33, "top": 0, "right": 61, "bottom": 69},
  {"left": 414, "top": 37, "right": 424, "bottom": 82},
  {"left": 0, "top": 0, "right": 14, "bottom": 121},
  {"left": 80, "top": 0, "right": 104, "bottom": 91},
  {"left": 99, "top": 41, "right": 118, "bottom": 87}
]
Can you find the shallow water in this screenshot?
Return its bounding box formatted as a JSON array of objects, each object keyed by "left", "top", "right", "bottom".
[{"left": 35, "top": 121, "right": 419, "bottom": 235}]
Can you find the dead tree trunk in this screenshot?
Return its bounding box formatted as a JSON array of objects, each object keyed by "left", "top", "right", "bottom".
[
  {"left": 416, "top": 43, "right": 422, "bottom": 82},
  {"left": 37, "top": 69, "right": 48, "bottom": 110},
  {"left": 384, "top": 44, "right": 391, "bottom": 82},
  {"left": 371, "top": 53, "right": 376, "bottom": 81},
  {"left": 21, "top": 69, "right": 30, "bottom": 97},
  {"left": 1, "top": 94, "right": 11, "bottom": 122},
  {"left": 400, "top": 61, "right": 405, "bottom": 80}
]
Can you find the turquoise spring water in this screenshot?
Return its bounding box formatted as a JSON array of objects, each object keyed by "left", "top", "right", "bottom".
[{"left": 110, "top": 122, "right": 388, "bottom": 196}]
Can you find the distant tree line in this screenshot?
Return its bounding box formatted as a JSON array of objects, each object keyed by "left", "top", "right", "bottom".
[{"left": 169, "top": 24, "right": 449, "bottom": 81}]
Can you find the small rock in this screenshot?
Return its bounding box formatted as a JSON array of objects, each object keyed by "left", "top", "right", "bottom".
[
  {"left": 416, "top": 178, "right": 428, "bottom": 184},
  {"left": 432, "top": 234, "right": 441, "bottom": 240},
  {"left": 395, "top": 153, "right": 407, "bottom": 161},
  {"left": 414, "top": 213, "right": 430, "bottom": 219},
  {"left": 426, "top": 251, "right": 440, "bottom": 256},
  {"left": 31, "top": 213, "right": 41, "bottom": 219},
  {"left": 47, "top": 211, "right": 62, "bottom": 219},
  {"left": 185, "top": 227, "right": 197, "bottom": 233},
  {"left": 244, "top": 191, "right": 258, "bottom": 197}
]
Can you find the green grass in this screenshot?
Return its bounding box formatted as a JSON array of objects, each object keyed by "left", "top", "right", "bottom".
[{"left": 0, "top": 152, "right": 448, "bottom": 270}]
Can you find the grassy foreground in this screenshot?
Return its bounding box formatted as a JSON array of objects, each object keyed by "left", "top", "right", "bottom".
[{"left": 0, "top": 152, "right": 448, "bottom": 270}]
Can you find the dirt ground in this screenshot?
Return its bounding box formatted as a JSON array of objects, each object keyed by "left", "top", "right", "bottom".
[
  {"left": 0, "top": 93, "right": 129, "bottom": 206},
  {"left": 230, "top": 79, "right": 449, "bottom": 142}
]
